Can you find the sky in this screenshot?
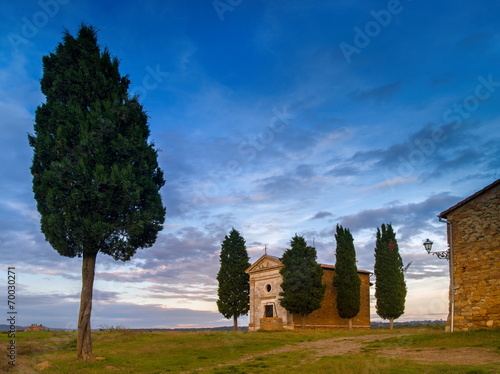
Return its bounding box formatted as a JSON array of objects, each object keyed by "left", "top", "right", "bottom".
[{"left": 1, "top": 0, "right": 499, "bottom": 329}]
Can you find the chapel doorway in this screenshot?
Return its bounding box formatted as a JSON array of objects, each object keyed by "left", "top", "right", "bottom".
[{"left": 264, "top": 304, "right": 274, "bottom": 318}]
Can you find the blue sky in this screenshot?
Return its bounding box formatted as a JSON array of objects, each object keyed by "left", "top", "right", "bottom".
[{"left": 1, "top": 0, "right": 499, "bottom": 329}]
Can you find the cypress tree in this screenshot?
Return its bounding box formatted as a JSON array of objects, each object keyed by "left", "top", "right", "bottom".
[
  {"left": 333, "top": 225, "right": 360, "bottom": 330},
  {"left": 28, "top": 25, "right": 166, "bottom": 360},
  {"left": 216, "top": 228, "right": 251, "bottom": 331},
  {"left": 279, "top": 235, "right": 326, "bottom": 328},
  {"left": 374, "top": 223, "right": 407, "bottom": 329}
]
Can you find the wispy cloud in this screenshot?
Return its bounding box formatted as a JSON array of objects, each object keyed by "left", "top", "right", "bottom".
[
  {"left": 337, "top": 193, "right": 461, "bottom": 240},
  {"left": 311, "top": 211, "right": 334, "bottom": 220},
  {"left": 349, "top": 82, "right": 402, "bottom": 105}
]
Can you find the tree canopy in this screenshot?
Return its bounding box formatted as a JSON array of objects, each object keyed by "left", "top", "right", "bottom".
[
  {"left": 333, "top": 225, "right": 360, "bottom": 329},
  {"left": 29, "top": 25, "right": 165, "bottom": 360},
  {"left": 216, "top": 228, "right": 251, "bottom": 331},
  {"left": 279, "top": 235, "right": 325, "bottom": 327},
  {"left": 374, "top": 223, "right": 407, "bottom": 329}
]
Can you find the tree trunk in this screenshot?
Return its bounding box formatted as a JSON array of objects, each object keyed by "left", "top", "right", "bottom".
[
  {"left": 301, "top": 315, "right": 305, "bottom": 329},
  {"left": 389, "top": 317, "right": 394, "bottom": 330},
  {"left": 233, "top": 316, "right": 238, "bottom": 332},
  {"left": 77, "top": 252, "right": 97, "bottom": 361},
  {"left": 348, "top": 318, "right": 353, "bottom": 330}
]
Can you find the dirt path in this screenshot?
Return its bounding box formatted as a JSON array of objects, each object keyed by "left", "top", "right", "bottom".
[
  {"left": 189, "top": 333, "right": 500, "bottom": 372},
  {"left": 377, "top": 346, "right": 500, "bottom": 365}
]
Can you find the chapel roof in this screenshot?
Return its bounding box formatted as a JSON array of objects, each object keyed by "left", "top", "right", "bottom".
[
  {"left": 246, "top": 254, "right": 371, "bottom": 274},
  {"left": 319, "top": 263, "right": 372, "bottom": 274}
]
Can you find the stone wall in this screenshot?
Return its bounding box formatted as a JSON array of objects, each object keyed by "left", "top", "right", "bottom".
[
  {"left": 291, "top": 266, "right": 371, "bottom": 329},
  {"left": 446, "top": 183, "right": 499, "bottom": 331},
  {"left": 260, "top": 317, "right": 284, "bottom": 331}
]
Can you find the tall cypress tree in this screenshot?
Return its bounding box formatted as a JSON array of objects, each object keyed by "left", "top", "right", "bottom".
[
  {"left": 279, "top": 235, "right": 326, "bottom": 328},
  {"left": 216, "top": 228, "right": 251, "bottom": 331},
  {"left": 28, "top": 25, "right": 165, "bottom": 360},
  {"left": 374, "top": 223, "right": 407, "bottom": 330},
  {"left": 333, "top": 225, "right": 360, "bottom": 330}
]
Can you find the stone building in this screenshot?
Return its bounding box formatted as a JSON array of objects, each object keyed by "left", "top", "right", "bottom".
[
  {"left": 438, "top": 179, "right": 499, "bottom": 331},
  {"left": 245, "top": 254, "right": 371, "bottom": 331},
  {"left": 25, "top": 324, "right": 47, "bottom": 332}
]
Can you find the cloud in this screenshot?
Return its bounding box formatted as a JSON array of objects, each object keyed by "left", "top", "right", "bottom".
[
  {"left": 431, "top": 74, "right": 453, "bottom": 87},
  {"left": 402, "top": 253, "right": 449, "bottom": 280},
  {"left": 255, "top": 174, "right": 301, "bottom": 198},
  {"left": 90, "top": 226, "right": 226, "bottom": 299},
  {"left": 144, "top": 284, "right": 218, "bottom": 303},
  {"left": 16, "top": 292, "right": 226, "bottom": 329},
  {"left": 453, "top": 172, "right": 498, "bottom": 185},
  {"left": 457, "top": 32, "right": 495, "bottom": 49},
  {"left": 364, "top": 177, "right": 419, "bottom": 190},
  {"left": 341, "top": 119, "right": 494, "bottom": 185},
  {"left": 348, "top": 82, "right": 402, "bottom": 105},
  {"left": 311, "top": 211, "right": 334, "bottom": 220},
  {"left": 0, "top": 101, "right": 36, "bottom": 202},
  {"left": 139, "top": 226, "right": 222, "bottom": 264},
  {"left": 295, "top": 164, "right": 315, "bottom": 178},
  {"left": 326, "top": 163, "right": 360, "bottom": 177},
  {"left": 94, "top": 289, "right": 121, "bottom": 302},
  {"left": 337, "top": 193, "right": 461, "bottom": 241},
  {"left": 421, "top": 149, "right": 482, "bottom": 180}
]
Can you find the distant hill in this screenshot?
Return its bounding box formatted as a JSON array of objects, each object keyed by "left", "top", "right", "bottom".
[
  {"left": 0, "top": 325, "right": 244, "bottom": 332},
  {"left": 371, "top": 320, "right": 446, "bottom": 329},
  {"left": 0, "top": 325, "right": 69, "bottom": 332},
  {"left": 135, "top": 326, "right": 249, "bottom": 332},
  {"left": 1, "top": 321, "right": 446, "bottom": 332}
]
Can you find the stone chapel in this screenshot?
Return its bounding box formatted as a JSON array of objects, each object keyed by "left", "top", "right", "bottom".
[{"left": 245, "top": 254, "right": 372, "bottom": 331}]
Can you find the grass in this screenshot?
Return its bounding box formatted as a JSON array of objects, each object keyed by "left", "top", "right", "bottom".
[
  {"left": 364, "top": 329, "right": 500, "bottom": 351},
  {"left": 1, "top": 328, "right": 498, "bottom": 373}
]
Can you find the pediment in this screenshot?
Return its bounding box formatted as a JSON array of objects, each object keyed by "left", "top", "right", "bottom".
[{"left": 246, "top": 255, "right": 283, "bottom": 274}]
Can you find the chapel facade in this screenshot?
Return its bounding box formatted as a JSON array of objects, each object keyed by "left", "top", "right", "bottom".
[{"left": 245, "top": 254, "right": 372, "bottom": 331}]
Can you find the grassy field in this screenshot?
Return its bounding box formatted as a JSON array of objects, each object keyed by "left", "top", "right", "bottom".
[{"left": 1, "top": 328, "right": 498, "bottom": 373}]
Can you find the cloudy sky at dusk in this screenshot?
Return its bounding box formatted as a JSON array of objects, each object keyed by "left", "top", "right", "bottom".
[{"left": 1, "top": 0, "right": 499, "bottom": 329}]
